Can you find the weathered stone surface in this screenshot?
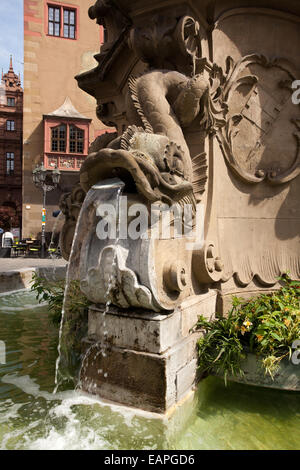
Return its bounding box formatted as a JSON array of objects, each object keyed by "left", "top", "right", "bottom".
[
  {"left": 176, "top": 359, "right": 198, "bottom": 402},
  {"left": 0, "top": 265, "right": 67, "bottom": 294},
  {"left": 180, "top": 291, "right": 217, "bottom": 337},
  {"left": 83, "top": 296, "right": 207, "bottom": 413},
  {"left": 81, "top": 330, "right": 201, "bottom": 413},
  {"left": 218, "top": 354, "right": 300, "bottom": 392},
  {"left": 88, "top": 305, "right": 182, "bottom": 354},
  {"left": 165, "top": 334, "right": 200, "bottom": 410},
  {"left": 80, "top": 343, "right": 168, "bottom": 413},
  {"left": 0, "top": 269, "right": 33, "bottom": 293}
]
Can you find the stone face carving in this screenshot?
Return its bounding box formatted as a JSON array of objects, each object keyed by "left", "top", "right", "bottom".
[{"left": 60, "top": 2, "right": 300, "bottom": 312}]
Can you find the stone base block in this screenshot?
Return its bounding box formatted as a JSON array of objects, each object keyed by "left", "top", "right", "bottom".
[{"left": 80, "top": 290, "right": 217, "bottom": 413}]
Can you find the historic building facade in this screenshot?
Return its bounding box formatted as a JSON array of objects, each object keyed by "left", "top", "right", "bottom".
[
  {"left": 0, "top": 57, "right": 23, "bottom": 234},
  {"left": 23, "top": 0, "right": 111, "bottom": 239}
]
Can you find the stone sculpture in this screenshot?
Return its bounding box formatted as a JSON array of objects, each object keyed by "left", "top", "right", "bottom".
[{"left": 58, "top": 0, "right": 300, "bottom": 412}]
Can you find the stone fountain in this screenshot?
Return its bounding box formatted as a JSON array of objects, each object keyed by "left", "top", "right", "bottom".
[{"left": 58, "top": 0, "right": 300, "bottom": 413}]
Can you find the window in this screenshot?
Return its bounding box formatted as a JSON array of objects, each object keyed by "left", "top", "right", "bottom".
[
  {"left": 48, "top": 5, "right": 76, "bottom": 39},
  {"left": 7, "top": 98, "right": 15, "bottom": 107},
  {"left": 6, "top": 120, "right": 15, "bottom": 131},
  {"left": 51, "top": 124, "right": 66, "bottom": 152},
  {"left": 6, "top": 153, "right": 14, "bottom": 175},
  {"left": 69, "top": 125, "right": 84, "bottom": 153},
  {"left": 63, "top": 9, "right": 76, "bottom": 39},
  {"left": 48, "top": 6, "right": 61, "bottom": 37},
  {"left": 44, "top": 117, "right": 90, "bottom": 171}
]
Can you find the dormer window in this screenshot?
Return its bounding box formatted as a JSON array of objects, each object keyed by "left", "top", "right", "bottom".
[
  {"left": 44, "top": 97, "right": 91, "bottom": 171},
  {"left": 51, "top": 124, "right": 66, "bottom": 152},
  {"left": 69, "top": 125, "right": 84, "bottom": 153},
  {"left": 50, "top": 123, "right": 85, "bottom": 154}
]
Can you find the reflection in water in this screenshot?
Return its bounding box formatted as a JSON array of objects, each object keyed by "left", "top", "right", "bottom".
[{"left": 0, "top": 290, "right": 299, "bottom": 450}]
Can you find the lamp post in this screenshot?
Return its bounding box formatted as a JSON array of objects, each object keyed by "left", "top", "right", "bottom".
[{"left": 32, "top": 163, "right": 61, "bottom": 258}]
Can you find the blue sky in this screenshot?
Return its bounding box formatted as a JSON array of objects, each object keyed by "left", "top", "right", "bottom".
[{"left": 0, "top": 0, "right": 23, "bottom": 84}]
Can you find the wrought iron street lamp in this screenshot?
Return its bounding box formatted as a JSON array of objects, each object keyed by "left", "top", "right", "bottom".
[{"left": 32, "top": 164, "right": 61, "bottom": 258}]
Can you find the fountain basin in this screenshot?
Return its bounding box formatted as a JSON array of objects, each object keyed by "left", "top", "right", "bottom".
[
  {"left": 214, "top": 353, "right": 300, "bottom": 392},
  {"left": 1, "top": 289, "right": 300, "bottom": 450},
  {"left": 0, "top": 265, "right": 67, "bottom": 294}
]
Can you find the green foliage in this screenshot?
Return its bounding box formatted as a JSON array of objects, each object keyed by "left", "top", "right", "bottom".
[
  {"left": 31, "top": 273, "right": 92, "bottom": 387},
  {"left": 31, "top": 272, "right": 65, "bottom": 324},
  {"left": 30, "top": 272, "right": 91, "bottom": 325},
  {"left": 196, "top": 275, "right": 300, "bottom": 382}
]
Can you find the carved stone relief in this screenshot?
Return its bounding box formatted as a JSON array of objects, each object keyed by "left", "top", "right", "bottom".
[
  {"left": 212, "top": 55, "right": 300, "bottom": 185},
  {"left": 60, "top": 2, "right": 300, "bottom": 311}
]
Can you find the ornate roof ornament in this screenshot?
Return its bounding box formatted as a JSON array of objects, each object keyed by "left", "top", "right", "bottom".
[{"left": 45, "top": 97, "right": 90, "bottom": 120}]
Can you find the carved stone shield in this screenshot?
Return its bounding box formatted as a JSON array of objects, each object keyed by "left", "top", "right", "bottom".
[{"left": 216, "top": 55, "right": 300, "bottom": 185}]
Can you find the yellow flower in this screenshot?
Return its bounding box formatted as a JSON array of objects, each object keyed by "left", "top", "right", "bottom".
[
  {"left": 256, "top": 334, "right": 263, "bottom": 342},
  {"left": 243, "top": 319, "right": 253, "bottom": 331},
  {"left": 284, "top": 318, "right": 291, "bottom": 327}
]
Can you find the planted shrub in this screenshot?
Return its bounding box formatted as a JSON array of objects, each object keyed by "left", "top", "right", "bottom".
[
  {"left": 31, "top": 272, "right": 91, "bottom": 325},
  {"left": 196, "top": 276, "right": 300, "bottom": 383}
]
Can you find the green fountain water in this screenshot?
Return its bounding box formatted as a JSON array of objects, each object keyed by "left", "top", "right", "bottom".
[{"left": 0, "top": 290, "right": 299, "bottom": 450}]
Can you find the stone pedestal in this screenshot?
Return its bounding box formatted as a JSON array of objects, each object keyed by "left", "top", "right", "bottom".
[{"left": 80, "top": 290, "right": 217, "bottom": 414}]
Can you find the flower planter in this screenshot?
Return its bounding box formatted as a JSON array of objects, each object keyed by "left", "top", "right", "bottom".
[{"left": 213, "top": 353, "right": 300, "bottom": 391}]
